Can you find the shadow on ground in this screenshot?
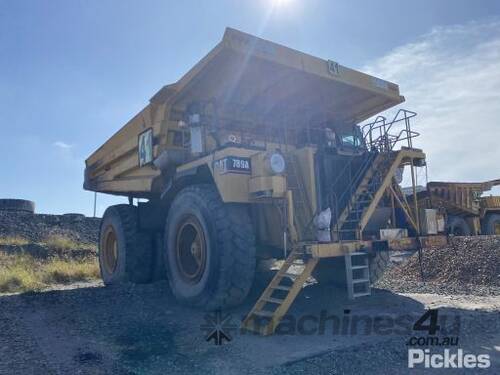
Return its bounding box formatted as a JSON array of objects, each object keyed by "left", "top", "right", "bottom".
[{"left": 0, "top": 274, "right": 498, "bottom": 374}]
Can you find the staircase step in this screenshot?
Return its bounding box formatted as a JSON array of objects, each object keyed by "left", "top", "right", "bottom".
[
  {"left": 273, "top": 285, "right": 292, "bottom": 291},
  {"left": 263, "top": 297, "right": 284, "bottom": 304},
  {"left": 355, "top": 199, "right": 372, "bottom": 204},
  {"left": 253, "top": 310, "right": 275, "bottom": 318}
]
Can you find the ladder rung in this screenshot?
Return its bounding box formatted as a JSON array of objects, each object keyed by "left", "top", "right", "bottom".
[
  {"left": 263, "top": 297, "right": 284, "bottom": 304},
  {"left": 273, "top": 285, "right": 292, "bottom": 291},
  {"left": 351, "top": 265, "right": 368, "bottom": 270},
  {"left": 352, "top": 278, "right": 370, "bottom": 284},
  {"left": 350, "top": 252, "right": 367, "bottom": 256},
  {"left": 253, "top": 310, "right": 275, "bottom": 318},
  {"left": 283, "top": 272, "right": 298, "bottom": 278},
  {"left": 353, "top": 292, "right": 371, "bottom": 298}
]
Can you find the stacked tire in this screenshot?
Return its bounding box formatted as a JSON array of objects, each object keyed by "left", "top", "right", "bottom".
[{"left": 0, "top": 199, "right": 35, "bottom": 214}]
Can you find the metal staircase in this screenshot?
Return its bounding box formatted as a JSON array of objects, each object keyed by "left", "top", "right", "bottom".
[
  {"left": 333, "top": 152, "right": 397, "bottom": 240},
  {"left": 243, "top": 109, "right": 422, "bottom": 335},
  {"left": 242, "top": 249, "right": 318, "bottom": 335}
]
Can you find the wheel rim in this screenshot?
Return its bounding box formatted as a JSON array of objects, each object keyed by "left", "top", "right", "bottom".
[
  {"left": 175, "top": 216, "right": 207, "bottom": 283},
  {"left": 102, "top": 226, "right": 118, "bottom": 274}
]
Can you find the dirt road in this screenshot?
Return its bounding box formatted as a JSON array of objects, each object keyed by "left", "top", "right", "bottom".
[{"left": 0, "top": 279, "right": 498, "bottom": 374}]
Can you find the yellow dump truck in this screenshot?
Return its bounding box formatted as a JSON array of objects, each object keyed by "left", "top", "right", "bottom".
[
  {"left": 84, "top": 28, "right": 446, "bottom": 335},
  {"left": 415, "top": 180, "right": 500, "bottom": 235}
]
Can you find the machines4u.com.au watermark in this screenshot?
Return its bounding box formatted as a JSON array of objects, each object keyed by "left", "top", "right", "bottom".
[
  {"left": 200, "top": 308, "right": 491, "bottom": 370},
  {"left": 200, "top": 308, "right": 457, "bottom": 341}
]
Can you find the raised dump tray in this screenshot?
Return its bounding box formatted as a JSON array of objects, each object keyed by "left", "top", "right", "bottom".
[{"left": 85, "top": 28, "right": 404, "bottom": 197}]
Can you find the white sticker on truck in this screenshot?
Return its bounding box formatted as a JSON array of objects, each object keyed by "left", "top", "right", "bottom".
[{"left": 138, "top": 128, "right": 153, "bottom": 167}]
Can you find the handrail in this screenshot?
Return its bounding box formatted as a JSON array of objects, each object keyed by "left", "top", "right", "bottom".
[
  {"left": 362, "top": 109, "right": 417, "bottom": 151},
  {"left": 309, "top": 108, "right": 420, "bottom": 238}
]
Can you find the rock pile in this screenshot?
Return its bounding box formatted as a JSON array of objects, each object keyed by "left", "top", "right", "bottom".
[
  {"left": 382, "top": 236, "right": 500, "bottom": 288},
  {"left": 0, "top": 211, "right": 100, "bottom": 244}
]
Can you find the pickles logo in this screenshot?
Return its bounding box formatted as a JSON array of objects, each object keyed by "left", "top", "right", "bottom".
[
  {"left": 409, "top": 349, "right": 490, "bottom": 369},
  {"left": 407, "top": 309, "right": 490, "bottom": 369}
]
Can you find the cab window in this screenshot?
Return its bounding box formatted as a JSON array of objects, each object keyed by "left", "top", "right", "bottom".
[{"left": 340, "top": 134, "right": 360, "bottom": 147}]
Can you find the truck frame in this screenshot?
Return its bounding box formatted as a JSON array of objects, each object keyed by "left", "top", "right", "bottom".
[{"left": 84, "top": 28, "right": 447, "bottom": 335}]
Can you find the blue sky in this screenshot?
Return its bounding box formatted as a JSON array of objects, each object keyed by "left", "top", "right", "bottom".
[{"left": 1, "top": 0, "right": 500, "bottom": 216}]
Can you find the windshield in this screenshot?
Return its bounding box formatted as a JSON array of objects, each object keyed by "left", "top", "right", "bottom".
[{"left": 340, "top": 127, "right": 363, "bottom": 148}]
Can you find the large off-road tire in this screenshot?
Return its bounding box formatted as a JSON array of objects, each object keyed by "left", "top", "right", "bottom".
[
  {"left": 447, "top": 215, "right": 471, "bottom": 236},
  {"left": 99, "top": 204, "right": 153, "bottom": 284},
  {"left": 368, "top": 251, "right": 390, "bottom": 284},
  {"left": 313, "top": 251, "right": 390, "bottom": 285},
  {"left": 164, "top": 184, "right": 256, "bottom": 310},
  {"left": 0, "top": 199, "right": 35, "bottom": 213},
  {"left": 482, "top": 213, "right": 500, "bottom": 235}
]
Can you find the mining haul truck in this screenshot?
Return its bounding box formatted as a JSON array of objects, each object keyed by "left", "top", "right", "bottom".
[
  {"left": 84, "top": 28, "right": 447, "bottom": 335},
  {"left": 414, "top": 180, "right": 500, "bottom": 236}
]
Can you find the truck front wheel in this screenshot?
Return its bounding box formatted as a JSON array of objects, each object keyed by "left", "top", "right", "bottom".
[
  {"left": 164, "top": 184, "right": 256, "bottom": 310},
  {"left": 99, "top": 204, "right": 153, "bottom": 284},
  {"left": 447, "top": 215, "right": 471, "bottom": 236},
  {"left": 482, "top": 213, "right": 500, "bottom": 235}
]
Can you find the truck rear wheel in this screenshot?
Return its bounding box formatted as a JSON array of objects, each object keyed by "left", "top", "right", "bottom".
[
  {"left": 482, "top": 213, "right": 500, "bottom": 235},
  {"left": 99, "top": 204, "right": 153, "bottom": 284},
  {"left": 164, "top": 184, "right": 256, "bottom": 310},
  {"left": 447, "top": 215, "right": 471, "bottom": 236}
]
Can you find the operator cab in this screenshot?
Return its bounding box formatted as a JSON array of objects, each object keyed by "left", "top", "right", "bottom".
[{"left": 321, "top": 124, "right": 366, "bottom": 156}]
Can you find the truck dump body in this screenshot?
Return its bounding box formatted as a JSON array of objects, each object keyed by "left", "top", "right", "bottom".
[
  {"left": 421, "top": 180, "right": 500, "bottom": 216},
  {"left": 84, "top": 28, "right": 404, "bottom": 197}
]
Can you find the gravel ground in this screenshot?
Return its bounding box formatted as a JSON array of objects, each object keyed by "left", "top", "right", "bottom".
[
  {"left": 0, "top": 280, "right": 498, "bottom": 375},
  {"left": 0, "top": 213, "right": 498, "bottom": 374}
]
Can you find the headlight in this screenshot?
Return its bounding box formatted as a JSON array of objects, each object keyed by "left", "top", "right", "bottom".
[{"left": 267, "top": 152, "right": 286, "bottom": 174}]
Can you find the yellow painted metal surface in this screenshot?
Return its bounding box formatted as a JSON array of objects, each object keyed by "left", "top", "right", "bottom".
[
  {"left": 306, "top": 241, "right": 363, "bottom": 258},
  {"left": 482, "top": 196, "right": 500, "bottom": 209},
  {"left": 84, "top": 28, "right": 405, "bottom": 198}
]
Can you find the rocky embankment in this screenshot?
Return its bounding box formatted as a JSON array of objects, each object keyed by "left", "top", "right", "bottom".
[{"left": 0, "top": 211, "right": 100, "bottom": 244}]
